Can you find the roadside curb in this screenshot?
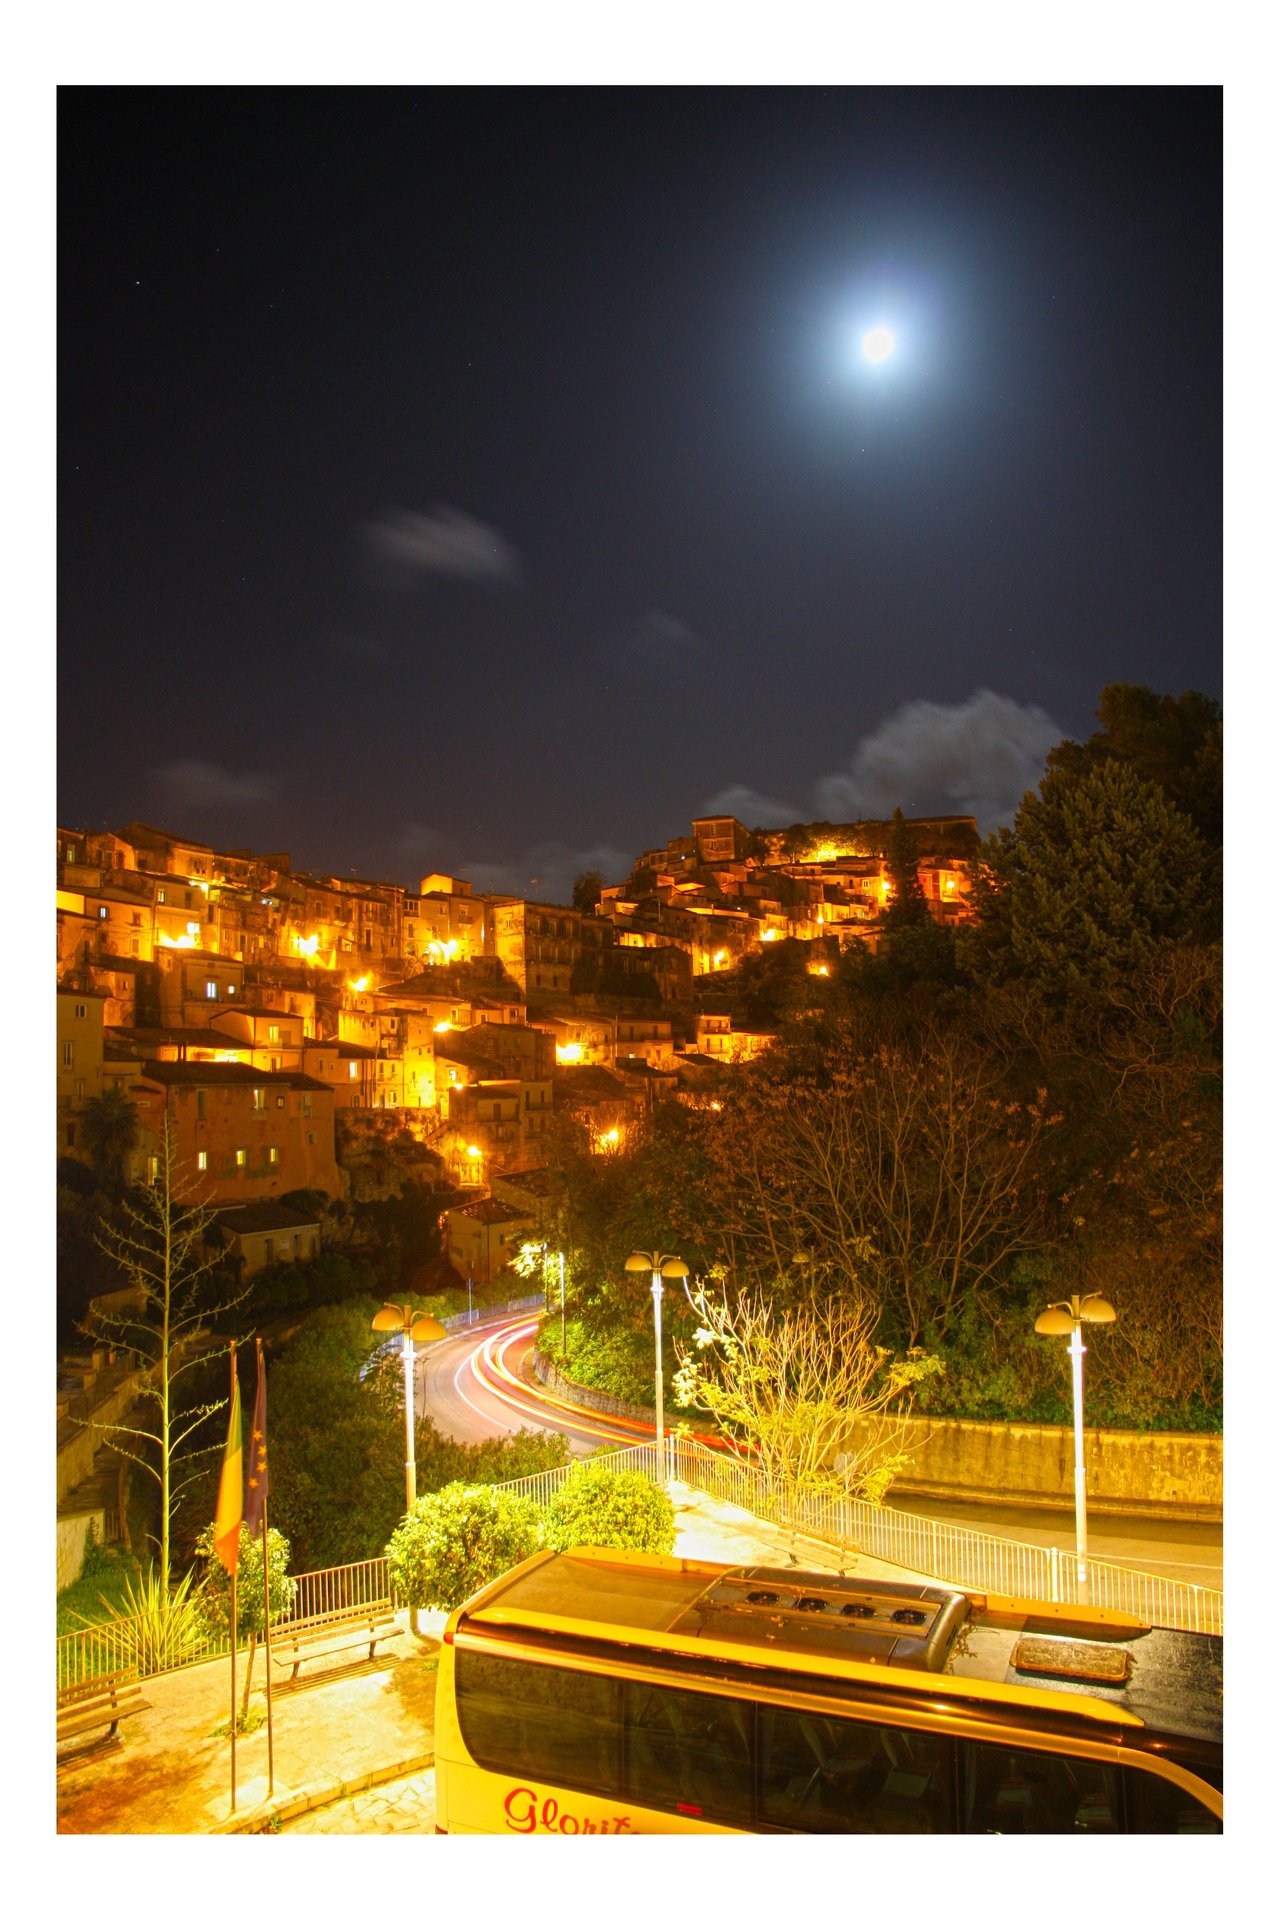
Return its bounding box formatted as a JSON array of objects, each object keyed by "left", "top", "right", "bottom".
[{"left": 216, "top": 1749, "right": 435, "bottom": 1834}]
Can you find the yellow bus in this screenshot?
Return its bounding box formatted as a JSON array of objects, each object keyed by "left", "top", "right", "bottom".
[{"left": 434, "top": 1548, "right": 1222, "bottom": 1835}]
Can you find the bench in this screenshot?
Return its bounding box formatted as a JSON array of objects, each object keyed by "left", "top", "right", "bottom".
[
  {"left": 270, "top": 1609, "right": 403, "bottom": 1682},
  {"left": 57, "top": 1672, "right": 151, "bottom": 1757}
]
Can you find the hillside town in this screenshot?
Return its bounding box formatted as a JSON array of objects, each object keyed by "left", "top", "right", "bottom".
[{"left": 57, "top": 811, "right": 977, "bottom": 1286}]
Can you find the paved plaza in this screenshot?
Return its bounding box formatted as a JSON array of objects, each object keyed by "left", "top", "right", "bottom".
[{"left": 56, "top": 1484, "right": 885, "bottom": 1836}]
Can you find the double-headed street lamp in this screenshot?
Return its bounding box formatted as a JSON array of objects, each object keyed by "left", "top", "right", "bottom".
[
  {"left": 624, "top": 1250, "right": 688, "bottom": 1475},
  {"left": 371, "top": 1302, "right": 447, "bottom": 1513},
  {"left": 1034, "top": 1291, "right": 1116, "bottom": 1586}
]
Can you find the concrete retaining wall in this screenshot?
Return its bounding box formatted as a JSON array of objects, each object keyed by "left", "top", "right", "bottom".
[
  {"left": 531, "top": 1350, "right": 1222, "bottom": 1522},
  {"left": 57, "top": 1510, "right": 104, "bottom": 1593},
  {"left": 891, "top": 1412, "right": 1222, "bottom": 1522}
]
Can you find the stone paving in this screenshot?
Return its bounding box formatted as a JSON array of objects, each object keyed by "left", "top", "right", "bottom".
[{"left": 55, "top": 1484, "right": 908, "bottom": 1836}]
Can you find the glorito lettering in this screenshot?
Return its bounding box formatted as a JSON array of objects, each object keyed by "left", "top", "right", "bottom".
[{"left": 502, "top": 1785, "right": 632, "bottom": 1834}]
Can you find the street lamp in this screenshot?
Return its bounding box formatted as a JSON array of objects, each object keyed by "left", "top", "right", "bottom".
[
  {"left": 624, "top": 1250, "right": 689, "bottom": 1476},
  {"left": 1034, "top": 1292, "right": 1116, "bottom": 1585},
  {"left": 371, "top": 1303, "right": 447, "bottom": 1514}
]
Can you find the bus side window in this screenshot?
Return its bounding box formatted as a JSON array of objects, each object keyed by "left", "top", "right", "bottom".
[
  {"left": 962, "top": 1742, "right": 1121, "bottom": 1834},
  {"left": 1126, "top": 1768, "right": 1222, "bottom": 1834},
  {"left": 759, "top": 1709, "right": 952, "bottom": 1834},
  {"left": 455, "top": 1652, "right": 624, "bottom": 1798},
  {"left": 624, "top": 1682, "right": 753, "bottom": 1826}
]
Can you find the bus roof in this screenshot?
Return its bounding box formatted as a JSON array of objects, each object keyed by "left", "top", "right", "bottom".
[{"left": 455, "top": 1549, "right": 1222, "bottom": 1747}]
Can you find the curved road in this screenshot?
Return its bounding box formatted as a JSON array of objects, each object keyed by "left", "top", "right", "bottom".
[{"left": 416, "top": 1312, "right": 1222, "bottom": 1592}]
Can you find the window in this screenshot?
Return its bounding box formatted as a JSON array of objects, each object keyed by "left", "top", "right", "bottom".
[
  {"left": 197, "top": 1151, "right": 208, "bottom": 1171},
  {"left": 276, "top": 1094, "right": 285, "bottom": 1108},
  {"left": 263, "top": 1238, "right": 274, "bottom": 1265},
  {"left": 206, "top": 981, "right": 218, "bottom": 999},
  {"left": 62, "top": 1041, "right": 74, "bottom": 1067},
  {"left": 306, "top": 1130, "right": 316, "bottom": 1145},
  {"left": 268, "top": 1146, "right": 279, "bottom": 1166},
  {"left": 252, "top": 1088, "right": 266, "bottom": 1111},
  {"left": 131, "top": 912, "right": 142, "bottom": 927},
  {"left": 301, "top": 1094, "right": 312, "bottom": 1117},
  {"left": 196, "top": 1090, "right": 206, "bottom": 1120},
  {"left": 269, "top": 1024, "right": 281, "bottom": 1044},
  {"left": 158, "top": 888, "right": 166, "bottom": 904},
  {"left": 66, "top": 1123, "right": 76, "bottom": 1147},
  {"left": 760, "top": 1709, "right": 951, "bottom": 1834},
  {"left": 75, "top": 1079, "right": 85, "bottom": 1102},
  {"left": 349, "top": 1062, "right": 358, "bottom": 1080},
  {"left": 98, "top": 904, "right": 108, "bottom": 919},
  {"left": 75, "top": 1003, "right": 87, "bottom": 1020},
  {"left": 235, "top": 1148, "right": 246, "bottom": 1167}
]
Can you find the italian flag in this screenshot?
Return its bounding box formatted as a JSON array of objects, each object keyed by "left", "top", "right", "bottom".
[{"left": 214, "top": 1352, "right": 243, "bottom": 1577}]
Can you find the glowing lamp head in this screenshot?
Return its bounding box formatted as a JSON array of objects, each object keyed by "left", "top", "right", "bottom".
[{"left": 862, "top": 325, "right": 895, "bottom": 364}]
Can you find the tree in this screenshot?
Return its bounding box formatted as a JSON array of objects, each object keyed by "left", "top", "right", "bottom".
[
  {"left": 384, "top": 1483, "right": 540, "bottom": 1611},
  {"left": 673, "top": 1281, "right": 943, "bottom": 1528},
  {"left": 880, "top": 808, "right": 929, "bottom": 931},
  {"left": 80, "top": 1123, "right": 251, "bottom": 1593},
  {"left": 541, "top": 1465, "right": 676, "bottom": 1554},
  {"left": 78, "top": 1084, "right": 140, "bottom": 1196},
  {"left": 697, "top": 1017, "right": 1058, "bottom": 1344},
  {"left": 1044, "top": 683, "right": 1222, "bottom": 851},
  {"left": 572, "top": 869, "right": 605, "bottom": 914},
  {"left": 966, "top": 758, "right": 1210, "bottom": 1007},
  {"left": 194, "top": 1522, "right": 297, "bottom": 1716}
]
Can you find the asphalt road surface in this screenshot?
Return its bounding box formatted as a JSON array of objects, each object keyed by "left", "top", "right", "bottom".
[{"left": 416, "top": 1312, "right": 1222, "bottom": 1594}]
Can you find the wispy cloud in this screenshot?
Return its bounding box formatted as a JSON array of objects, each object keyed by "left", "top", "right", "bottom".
[
  {"left": 362, "top": 505, "right": 522, "bottom": 585},
  {"left": 459, "top": 840, "right": 632, "bottom": 907},
  {"left": 812, "top": 690, "right": 1062, "bottom": 833},
  {"left": 698, "top": 783, "right": 800, "bottom": 829},
  {"left": 620, "top": 610, "right": 702, "bottom": 663},
  {"left": 393, "top": 822, "right": 456, "bottom": 875},
  {"left": 151, "top": 760, "right": 276, "bottom": 811}
]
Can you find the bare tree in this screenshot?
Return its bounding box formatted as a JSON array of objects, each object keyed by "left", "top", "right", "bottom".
[
  {"left": 673, "top": 1276, "right": 943, "bottom": 1541},
  {"left": 701, "top": 1023, "right": 1058, "bottom": 1343},
  {"left": 80, "top": 1122, "right": 251, "bottom": 1591}
]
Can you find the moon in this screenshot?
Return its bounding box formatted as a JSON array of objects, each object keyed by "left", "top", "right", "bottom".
[{"left": 862, "top": 325, "right": 895, "bottom": 364}]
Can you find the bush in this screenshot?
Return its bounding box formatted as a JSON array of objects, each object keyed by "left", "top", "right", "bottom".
[
  {"left": 192, "top": 1524, "right": 297, "bottom": 1637},
  {"left": 384, "top": 1483, "right": 541, "bottom": 1611},
  {"left": 541, "top": 1465, "right": 676, "bottom": 1555}
]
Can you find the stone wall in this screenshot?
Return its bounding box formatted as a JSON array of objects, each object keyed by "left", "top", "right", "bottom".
[
  {"left": 531, "top": 1351, "right": 1222, "bottom": 1522},
  {"left": 57, "top": 1510, "right": 104, "bottom": 1593},
  {"left": 891, "top": 1413, "right": 1222, "bottom": 1523}
]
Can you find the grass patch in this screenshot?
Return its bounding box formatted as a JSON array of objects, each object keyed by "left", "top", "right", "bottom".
[{"left": 57, "top": 1545, "right": 146, "bottom": 1636}]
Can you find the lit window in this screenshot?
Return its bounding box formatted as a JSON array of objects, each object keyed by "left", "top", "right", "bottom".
[
  {"left": 197, "top": 1150, "right": 208, "bottom": 1171},
  {"left": 269, "top": 1146, "right": 279, "bottom": 1166},
  {"left": 158, "top": 888, "right": 167, "bottom": 904},
  {"left": 206, "top": 981, "right": 218, "bottom": 999},
  {"left": 252, "top": 1088, "right": 265, "bottom": 1111},
  {"left": 235, "top": 1148, "right": 246, "bottom": 1167},
  {"left": 269, "top": 1024, "right": 281, "bottom": 1043},
  {"left": 349, "top": 1062, "right": 358, "bottom": 1079}
]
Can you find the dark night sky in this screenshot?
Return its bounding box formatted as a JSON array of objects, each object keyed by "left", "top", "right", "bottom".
[{"left": 58, "top": 84, "right": 1221, "bottom": 899}]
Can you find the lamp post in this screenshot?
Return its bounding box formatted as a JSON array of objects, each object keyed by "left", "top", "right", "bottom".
[
  {"left": 624, "top": 1250, "right": 688, "bottom": 1477},
  {"left": 1034, "top": 1292, "right": 1116, "bottom": 1586},
  {"left": 370, "top": 1302, "right": 447, "bottom": 1514}
]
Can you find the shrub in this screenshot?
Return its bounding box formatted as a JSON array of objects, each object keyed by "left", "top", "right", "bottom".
[
  {"left": 540, "top": 1465, "right": 676, "bottom": 1555},
  {"left": 192, "top": 1524, "right": 297, "bottom": 1637},
  {"left": 70, "top": 1564, "right": 205, "bottom": 1676},
  {"left": 385, "top": 1483, "right": 540, "bottom": 1611}
]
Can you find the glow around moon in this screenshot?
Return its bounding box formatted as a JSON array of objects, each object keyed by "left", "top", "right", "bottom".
[{"left": 862, "top": 325, "right": 896, "bottom": 364}]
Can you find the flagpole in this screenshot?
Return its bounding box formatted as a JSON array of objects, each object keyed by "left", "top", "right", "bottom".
[
  {"left": 258, "top": 1341, "right": 275, "bottom": 1797},
  {"left": 229, "top": 1565, "right": 238, "bottom": 1812}
]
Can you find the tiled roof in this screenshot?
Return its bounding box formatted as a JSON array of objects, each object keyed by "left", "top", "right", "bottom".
[
  {"left": 448, "top": 1197, "right": 534, "bottom": 1225},
  {"left": 214, "top": 1202, "right": 321, "bottom": 1235},
  {"left": 140, "top": 1061, "right": 330, "bottom": 1090}
]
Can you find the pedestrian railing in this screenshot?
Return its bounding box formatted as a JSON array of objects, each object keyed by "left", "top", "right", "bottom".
[
  {"left": 439, "top": 1294, "right": 545, "bottom": 1333},
  {"left": 56, "top": 1425, "right": 1221, "bottom": 1689}
]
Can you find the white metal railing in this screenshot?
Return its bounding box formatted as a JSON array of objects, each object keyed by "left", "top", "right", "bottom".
[
  {"left": 488, "top": 1435, "right": 1223, "bottom": 1638},
  {"left": 439, "top": 1294, "right": 545, "bottom": 1333}
]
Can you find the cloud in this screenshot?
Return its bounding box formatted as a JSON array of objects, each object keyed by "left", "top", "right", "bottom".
[
  {"left": 698, "top": 783, "right": 801, "bottom": 830},
  {"left": 361, "top": 505, "right": 522, "bottom": 584},
  {"left": 811, "top": 690, "right": 1062, "bottom": 833},
  {"left": 151, "top": 760, "right": 276, "bottom": 811},
  {"left": 620, "top": 610, "right": 702, "bottom": 664},
  {"left": 392, "top": 821, "right": 456, "bottom": 874},
  {"left": 458, "top": 840, "right": 632, "bottom": 907}
]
